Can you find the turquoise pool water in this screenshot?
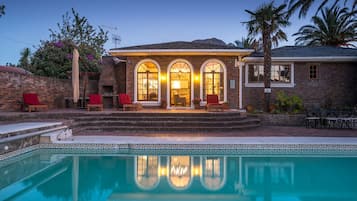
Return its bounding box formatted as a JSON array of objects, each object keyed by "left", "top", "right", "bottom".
[{"left": 1, "top": 149, "right": 357, "bottom": 201}]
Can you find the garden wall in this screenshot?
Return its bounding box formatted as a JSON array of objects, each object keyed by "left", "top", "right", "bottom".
[
  {"left": 256, "top": 113, "right": 305, "bottom": 127},
  {"left": 0, "top": 71, "right": 98, "bottom": 111}
]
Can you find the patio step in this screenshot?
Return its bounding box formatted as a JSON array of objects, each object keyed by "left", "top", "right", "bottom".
[{"left": 71, "top": 112, "right": 260, "bottom": 133}]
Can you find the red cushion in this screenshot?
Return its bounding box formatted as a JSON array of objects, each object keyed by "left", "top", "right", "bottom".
[
  {"left": 23, "top": 93, "right": 40, "bottom": 105},
  {"left": 119, "top": 93, "right": 132, "bottom": 105},
  {"left": 89, "top": 94, "right": 102, "bottom": 104},
  {"left": 207, "top": 94, "right": 219, "bottom": 104}
]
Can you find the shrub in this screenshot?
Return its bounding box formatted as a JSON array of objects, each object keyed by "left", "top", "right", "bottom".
[{"left": 275, "top": 91, "right": 303, "bottom": 114}]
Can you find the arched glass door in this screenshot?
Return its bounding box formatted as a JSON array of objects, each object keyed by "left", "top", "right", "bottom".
[{"left": 169, "top": 62, "right": 191, "bottom": 107}]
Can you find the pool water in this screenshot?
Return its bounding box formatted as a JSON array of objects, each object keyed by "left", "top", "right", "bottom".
[{"left": 1, "top": 149, "right": 357, "bottom": 201}]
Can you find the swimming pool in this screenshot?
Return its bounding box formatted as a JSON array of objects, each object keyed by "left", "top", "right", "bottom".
[{"left": 1, "top": 149, "right": 357, "bottom": 201}]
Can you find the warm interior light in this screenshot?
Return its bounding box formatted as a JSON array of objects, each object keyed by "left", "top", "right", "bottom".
[
  {"left": 194, "top": 75, "right": 199, "bottom": 81},
  {"left": 172, "top": 81, "right": 181, "bottom": 89},
  {"left": 194, "top": 167, "right": 200, "bottom": 176},
  {"left": 160, "top": 167, "right": 167, "bottom": 176},
  {"left": 161, "top": 74, "right": 166, "bottom": 81}
]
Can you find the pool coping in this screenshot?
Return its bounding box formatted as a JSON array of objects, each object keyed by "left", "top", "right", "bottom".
[{"left": 3, "top": 136, "right": 357, "bottom": 161}]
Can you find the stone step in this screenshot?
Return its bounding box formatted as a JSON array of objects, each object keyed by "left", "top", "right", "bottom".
[
  {"left": 78, "top": 123, "right": 260, "bottom": 133},
  {"left": 73, "top": 116, "right": 247, "bottom": 122},
  {"left": 72, "top": 118, "right": 260, "bottom": 128}
]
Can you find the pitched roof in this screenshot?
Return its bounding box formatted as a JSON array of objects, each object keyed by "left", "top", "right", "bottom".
[
  {"left": 110, "top": 41, "right": 241, "bottom": 50},
  {"left": 249, "top": 46, "right": 357, "bottom": 57},
  {"left": 0, "top": 66, "right": 32, "bottom": 75}
]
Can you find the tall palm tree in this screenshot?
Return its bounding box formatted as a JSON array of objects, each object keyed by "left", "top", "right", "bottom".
[
  {"left": 293, "top": 6, "right": 357, "bottom": 47},
  {"left": 243, "top": 2, "right": 290, "bottom": 112},
  {"left": 19, "top": 48, "right": 32, "bottom": 70},
  {"left": 288, "top": 0, "right": 357, "bottom": 18},
  {"left": 229, "top": 37, "right": 261, "bottom": 50},
  {"left": 0, "top": 4, "right": 5, "bottom": 17}
]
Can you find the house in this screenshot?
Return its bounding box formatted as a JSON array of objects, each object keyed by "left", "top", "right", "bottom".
[
  {"left": 244, "top": 46, "right": 357, "bottom": 109},
  {"left": 104, "top": 40, "right": 357, "bottom": 109}
]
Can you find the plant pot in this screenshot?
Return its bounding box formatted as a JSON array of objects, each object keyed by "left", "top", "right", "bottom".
[
  {"left": 246, "top": 105, "right": 254, "bottom": 113},
  {"left": 194, "top": 104, "right": 200, "bottom": 109}
]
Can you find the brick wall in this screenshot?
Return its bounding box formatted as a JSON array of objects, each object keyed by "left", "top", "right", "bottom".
[
  {"left": 242, "top": 62, "right": 357, "bottom": 109},
  {"left": 126, "top": 56, "right": 239, "bottom": 108},
  {"left": 0, "top": 71, "right": 98, "bottom": 111}
]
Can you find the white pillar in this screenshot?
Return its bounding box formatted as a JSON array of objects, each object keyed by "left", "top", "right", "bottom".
[{"left": 239, "top": 64, "right": 243, "bottom": 109}]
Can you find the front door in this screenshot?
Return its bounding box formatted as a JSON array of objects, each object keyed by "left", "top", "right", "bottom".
[{"left": 169, "top": 62, "right": 191, "bottom": 108}]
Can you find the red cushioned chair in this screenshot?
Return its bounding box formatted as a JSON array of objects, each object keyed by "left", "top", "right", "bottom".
[
  {"left": 118, "top": 93, "right": 142, "bottom": 111},
  {"left": 23, "top": 93, "right": 48, "bottom": 112},
  {"left": 87, "top": 94, "right": 103, "bottom": 111},
  {"left": 206, "top": 94, "right": 224, "bottom": 112}
]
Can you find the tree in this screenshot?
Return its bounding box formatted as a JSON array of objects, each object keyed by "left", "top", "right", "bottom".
[
  {"left": 229, "top": 37, "right": 261, "bottom": 51},
  {"left": 49, "top": 8, "right": 108, "bottom": 55},
  {"left": 288, "top": 0, "right": 357, "bottom": 18},
  {"left": 19, "top": 48, "right": 32, "bottom": 70},
  {"left": 30, "top": 9, "right": 109, "bottom": 78},
  {"left": 293, "top": 6, "right": 357, "bottom": 47},
  {"left": 0, "top": 4, "right": 5, "bottom": 17},
  {"left": 243, "top": 2, "right": 290, "bottom": 112}
]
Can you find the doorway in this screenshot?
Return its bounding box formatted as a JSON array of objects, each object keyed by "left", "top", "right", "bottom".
[{"left": 168, "top": 60, "right": 192, "bottom": 108}]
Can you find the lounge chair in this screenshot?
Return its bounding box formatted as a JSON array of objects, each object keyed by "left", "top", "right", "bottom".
[
  {"left": 87, "top": 94, "right": 103, "bottom": 111},
  {"left": 23, "top": 93, "right": 48, "bottom": 112},
  {"left": 119, "top": 93, "right": 142, "bottom": 111},
  {"left": 206, "top": 94, "right": 224, "bottom": 112}
]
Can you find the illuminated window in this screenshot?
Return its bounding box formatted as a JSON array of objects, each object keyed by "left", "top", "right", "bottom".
[
  {"left": 170, "top": 62, "right": 191, "bottom": 107},
  {"left": 136, "top": 156, "right": 159, "bottom": 190},
  {"left": 137, "top": 62, "right": 159, "bottom": 101},
  {"left": 203, "top": 62, "right": 224, "bottom": 101},
  {"left": 248, "top": 64, "right": 291, "bottom": 83}
]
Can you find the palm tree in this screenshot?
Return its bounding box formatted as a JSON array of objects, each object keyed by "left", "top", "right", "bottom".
[
  {"left": 288, "top": 0, "right": 357, "bottom": 18},
  {"left": 0, "top": 4, "right": 5, "bottom": 17},
  {"left": 19, "top": 48, "right": 32, "bottom": 70},
  {"left": 229, "top": 37, "right": 261, "bottom": 50},
  {"left": 293, "top": 6, "right": 357, "bottom": 47},
  {"left": 243, "top": 2, "right": 290, "bottom": 112}
]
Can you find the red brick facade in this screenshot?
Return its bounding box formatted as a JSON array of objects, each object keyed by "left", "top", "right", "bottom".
[
  {"left": 125, "top": 56, "right": 240, "bottom": 108},
  {"left": 242, "top": 62, "right": 357, "bottom": 109}
]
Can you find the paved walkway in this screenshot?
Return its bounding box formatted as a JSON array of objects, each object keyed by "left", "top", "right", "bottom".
[
  {"left": 79, "top": 126, "right": 357, "bottom": 137},
  {"left": 62, "top": 135, "right": 357, "bottom": 145}
]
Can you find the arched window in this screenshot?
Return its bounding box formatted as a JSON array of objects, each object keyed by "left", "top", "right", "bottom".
[
  {"left": 137, "top": 62, "right": 159, "bottom": 101},
  {"left": 202, "top": 61, "right": 225, "bottom": 101},
  {"left": 169, "top": 62, "right": 191, "bottom": 107}
]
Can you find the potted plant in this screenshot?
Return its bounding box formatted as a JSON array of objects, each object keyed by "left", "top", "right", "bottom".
[{"left": 192, "top": 98, "right": 201, "bottom": 109}]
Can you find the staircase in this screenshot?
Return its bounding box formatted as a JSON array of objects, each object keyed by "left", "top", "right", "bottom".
[{"left": 71, "top": 112, "right": 260, "bottom": 134}]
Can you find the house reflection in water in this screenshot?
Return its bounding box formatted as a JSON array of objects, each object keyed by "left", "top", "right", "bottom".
[{"left": 2, "top": 153, "right": 357, "bottom": 201}]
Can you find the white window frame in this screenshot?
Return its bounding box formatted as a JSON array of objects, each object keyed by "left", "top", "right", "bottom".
[
  {"left": 244, "top": 63, "right": 295, "bottom": 88},
  {"left": 167, "top": 59, "right": 195, "bottom": 109},
  {"left": 200, "top": 59, "right": 227, "bottom": 105},
  {"left": 134, "top": 59, "right": 161, "bottom": 106}
]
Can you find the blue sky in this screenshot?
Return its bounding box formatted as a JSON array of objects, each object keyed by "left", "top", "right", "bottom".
[{"left": 0, "top": 0, "right": 317, "bottom": 65}]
